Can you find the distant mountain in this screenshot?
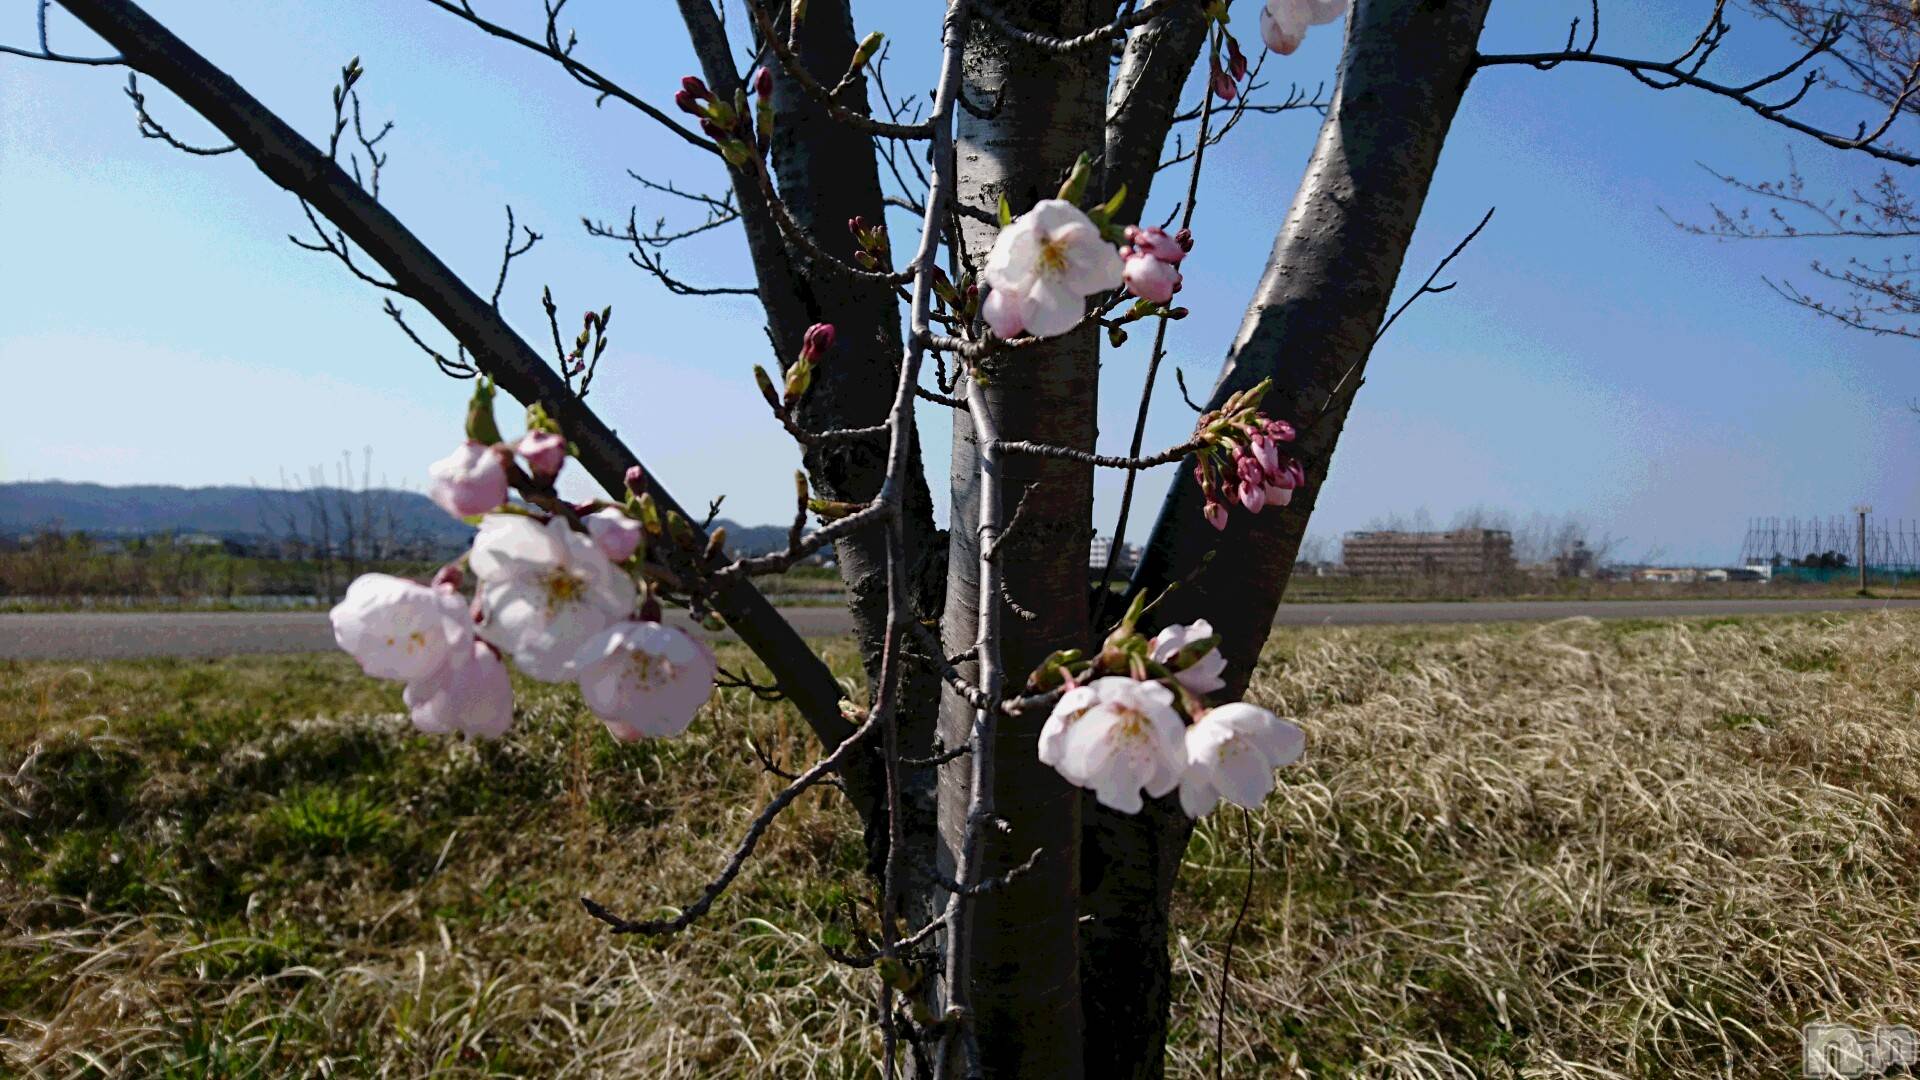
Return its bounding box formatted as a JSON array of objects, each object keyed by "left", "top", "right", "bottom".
[
  {"left": 0, "top": 482, "right": 804, "bottom": 558},
  {"left": 0, "top": 481, "right": 472, "bottom": 548}
]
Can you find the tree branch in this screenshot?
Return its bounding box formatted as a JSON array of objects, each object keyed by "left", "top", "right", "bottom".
[{"left": 52, "top": 0, "right": 858, "bottom": 760}]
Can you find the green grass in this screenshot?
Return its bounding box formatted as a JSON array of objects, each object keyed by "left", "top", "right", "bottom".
[{"left": 6, "top": 615, "right": 1920, "bottom": 1076}]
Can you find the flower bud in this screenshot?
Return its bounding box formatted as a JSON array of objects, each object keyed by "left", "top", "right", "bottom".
[
  {"left": 464, "top": 378, "right": 503, "bottom": 446},
  {"left": 800, "top": 322, "right": 836, "bottom": 365},
  {"left": 681, "top": 75, "right": 711, "bottom": 100},
  {"left": 1175, "top": 227, "right": 1194, "bottom": 252},
  {"left": 850, "top": 31, "right": 884, "bottom": 73},
  {"left": 430, "top": 563, "right": 464, "bottom": 591},
  {"left": 1210, "top": 60, "right": 1238, "bottom": 101},
  {"left": 624, "top": 464, "right": 646, "bottom": 494},
  {"left": 517, "top": 430, "right": 567, "bottom": 481},
  {"left": 753, "top": 66, "right": 773, "bottom": 100},
  {"left": 1227, "top": 35, "right": 1249, "bottom": 81},
  {"left": 674, "top": 89, "right": 702, "bottom": 117}
]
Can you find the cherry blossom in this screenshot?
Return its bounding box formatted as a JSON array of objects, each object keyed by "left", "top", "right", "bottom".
[
  {"left": 329, "top": 573, "right": 471, "bottom": 683},
  {"left": 1042, "top": 676, "right": 1187, "bottom": 813},
  {"left": 573, "top": 619, "right": 718, "bottom": 740},
  {"left": 1036, "top": 682, "right": 1103, "bottom": 779},
  {"left": 517, "top": 430, "right": 567, "bottom": 481},
  {"left": 981, "top": 199, "right": 1124, "bottom": 339},
  {"left": 427, "top": 440, "right": 509, "bottom": 519},
  {"left": 1301, "top": 0, "right": 1351, "bottom": 26},
  {"left": 1177, "top": 702, "right": 1305, "bottom": 818},
  {"left": 1149, "top": 619, "right": 1227, "bottom": 696},
  {"left": 1259, "top": 0, "right": 1306, "bottom": 55},
  {"left": 1123, "top": 250, "right": 1183, "bottom": 304},
  {"left": 1261, "top": 0, "right": 1348, "bottom": 56},
  {"left": 403, "top": 638, "right": 515, "bottom": 739},
  {"left": 585, "top": 506, "right": 643, "bottom": 563},
  {"left": 468, "top": 514, "right": 636, "bottom": 681}
]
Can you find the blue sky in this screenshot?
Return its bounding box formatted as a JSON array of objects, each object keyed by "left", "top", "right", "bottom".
[{"left": 2, "top": 1, "right": 1913, "bottom": 564}]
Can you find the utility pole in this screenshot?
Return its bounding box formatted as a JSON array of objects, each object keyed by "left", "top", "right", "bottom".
[{"left": 1854, "top": 504, "right": 1872, "bottom": 595}]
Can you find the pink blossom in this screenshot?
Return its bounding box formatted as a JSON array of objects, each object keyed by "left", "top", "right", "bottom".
[
  {"left": 404, "top": 638, "right": 515, "bottom": 739},
  {"left": 585, "top": 507, "right": 643, "bottom": 563},
  {"left": 1204, "top": 500, "right": 1229, "bottom": 531},
  {"left": 330, "top": 573, "right": 471, "bottom": 683},
  {"left": 516, "top": 430, "right": 567, "bottom": 482},
  {"left": 1259, "top": 0, "right": 1307, "bottom": 54},
  {"left": 427, "top": 441, "right": 509, "bottom": 519},
  {"left": 624, "top": 464, "right": 646, "bottom": 494},
  {"left": 982, "top": 199, "right": 1125, "bottom": 339},
  {"left": 1123, "top": 225, "right": 1186, "bottom": 265},
  {"left": 1301, "top": 0, "right": 1350, "bottom": 27},
  {"left": 573, "top": 620, "right": 718, "bottom": 740},
  {"left": 1123, "top": 253, "right": 1183, "bottom": 305}
]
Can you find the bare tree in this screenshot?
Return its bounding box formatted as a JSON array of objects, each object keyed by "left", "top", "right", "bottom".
[
  {"left": 11, "top": 0, "right": 1916, "bottom": 1074},
  {"left": 1678, "top": 1, "right": 1920, "bottom": 336}
]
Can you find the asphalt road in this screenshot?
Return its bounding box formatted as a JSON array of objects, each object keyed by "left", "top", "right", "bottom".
[{"left": 4, "top": 598, "right": 1918, "bottom": 661}]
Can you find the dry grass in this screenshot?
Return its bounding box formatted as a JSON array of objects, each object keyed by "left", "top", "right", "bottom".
[{"left": 5, "top": 613, "right": 1920, "bottom": 1077}]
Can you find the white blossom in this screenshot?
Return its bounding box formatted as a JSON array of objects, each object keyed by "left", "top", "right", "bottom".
[
  {"left": 1149, "top": 619, "right": 1228, "bottom": 696},
  {"left": 469, "top": 514, "right": 635, "bottom": 681},
  {"left": 981, "top": 199, "right": 1124, "bottom": 339},
  {"left": 1177, "top": 702, "right": 1305, "bottom": 818},
  {"left": 1036, "top": 682, "right": 1103, "bottom": 780},
  {"left": 1043, "top": 676, "right": 1187, "bottom": 814},
  {"left": 573, "top": 620, "right": 718, "bottom": 740},
  {"left": 329, "top": 573, "right": 471, "bottom": 683},
  {"left": 403, "top": 638, "right": 515, "bottom": 739}
]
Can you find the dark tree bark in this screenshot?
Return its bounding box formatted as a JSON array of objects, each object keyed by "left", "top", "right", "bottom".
[
  {"left": 1079, "top": 2, "right": 1497, "bottom": 1075},
  {"left": 685, "top": 0, "right": 948, "bottom": 884},
  {"left": 934, "top": 3, "right": 1117, "bottom": 1075}
]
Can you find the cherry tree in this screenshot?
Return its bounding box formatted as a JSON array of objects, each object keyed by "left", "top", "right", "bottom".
[{"left": 10, "top": 0, "right": 1917, "bottom": 1075}]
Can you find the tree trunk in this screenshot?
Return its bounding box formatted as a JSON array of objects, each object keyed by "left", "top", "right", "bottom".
[
  {"left": 1080, "top": 2, "right": 1495, "bottom": 1074},
  {"left": 935, "top": 4, "right": 1116, "bottom": 1075},
  {"left": 748, "top": 0, "right": 948, "bottom": 886}
]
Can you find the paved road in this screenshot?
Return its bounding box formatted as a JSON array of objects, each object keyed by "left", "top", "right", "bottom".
[{"left": 4, "top": 598, "right": 1918, "bottom": 661}]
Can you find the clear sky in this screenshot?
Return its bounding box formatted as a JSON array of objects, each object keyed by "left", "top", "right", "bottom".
[{"left": 2, "top": 1, "right": 1913, "bottom": 565}]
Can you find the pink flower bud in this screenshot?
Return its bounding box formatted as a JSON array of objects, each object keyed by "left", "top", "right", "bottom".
[
  {"left": 1250, "top": 431, "right": 1282, "bottom": 476},
  {"left": 1123, "top": 253, "right": 1183, "bottom": 305},
  {"left": 624, "top": 464, "right": 646, "bottom": 494},
  {"left": 1204, "top": 500, "right": 1229, "bottom": 531},
  {"left": 753, "top": 66, "right": 773, "bottom": 100},
  {"left": 681, "top": 75, "right": 711, "bottom": 100},
  {"left": 1227, "top": 36, "right": 1249, "bottom": 81},
  {"left": 431, "top": 563, "right": 464, "bottom": 591},
  {"left": 428, "top": 440, "right": 509, "bottom": 519},
  {"left": 516, "top": 430, "right": 567, "bottom": 481},
  {"left": 586, "top": 507, "right": 643, "bottom": 563},
  {"left": 1210, "top": 61, "right": 1238, "bottom": 102},
  {"left": 673, "top": 89, "right": 702, "bottom": 116},
  {"left": 800, "top": 322, "right": 836, "bottom": 364},
  {"left": 1123, "top": 225, "right": 1186, "bottom": 264},
  {"left": 1236, "top": 454, "right": 1268, "bottom": 513},
  {"left": 1264, "top": 417, "right": 1296, "bottom": 443},
  {"left": 1175, "top": 228, "right": 1194, "bottom": 252}
]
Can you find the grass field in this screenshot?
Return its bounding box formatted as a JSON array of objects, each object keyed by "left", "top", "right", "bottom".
[{"left": 5, "top": 614, "right": 1920, "bottom": 1077}]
